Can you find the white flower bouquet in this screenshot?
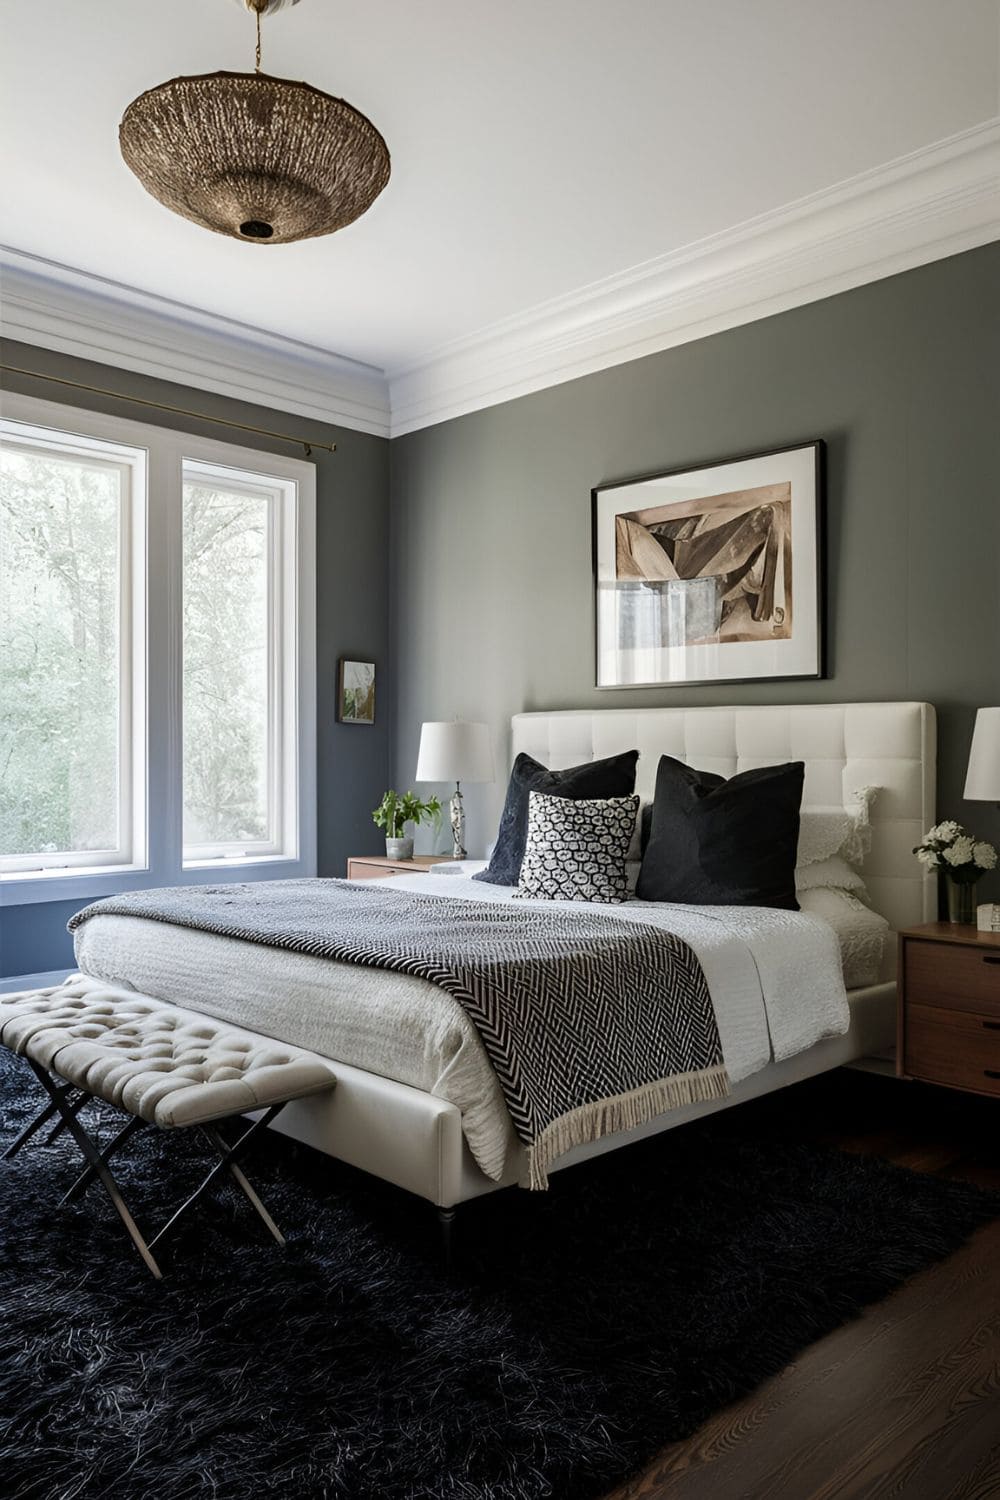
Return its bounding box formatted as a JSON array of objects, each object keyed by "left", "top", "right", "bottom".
[{"left": 913, "top": 820, "right": 997, "bottom": 884}]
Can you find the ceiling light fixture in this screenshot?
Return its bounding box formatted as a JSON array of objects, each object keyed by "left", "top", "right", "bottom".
[{"left": 119, "top": 0, "right": 390, "bottom": 245}]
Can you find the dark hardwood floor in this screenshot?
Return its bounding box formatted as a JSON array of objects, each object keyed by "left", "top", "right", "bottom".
[{"left": 604, "top": 1069, "right": 1000, "bottom": 1500}]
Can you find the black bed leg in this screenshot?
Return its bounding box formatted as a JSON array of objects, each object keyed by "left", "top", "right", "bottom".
[{"left": 438, "top": 1206, "right": 456, "bottom": 1270}]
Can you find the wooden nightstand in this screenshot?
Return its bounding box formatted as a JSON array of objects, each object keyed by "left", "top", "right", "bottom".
[
  {"left": 346, "top": 855, "right": 460, "bottom": 881},
  {"left": 897, "top": 922, "right": 1000, "bottom": 1097}
]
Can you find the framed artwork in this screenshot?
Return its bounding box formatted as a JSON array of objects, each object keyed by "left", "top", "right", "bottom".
[
  {"left": 338, "top": 658, "right": 376, "bottom": 724},
  {"left": 592, "top": 441, "right": 824, "bottom": 689}
]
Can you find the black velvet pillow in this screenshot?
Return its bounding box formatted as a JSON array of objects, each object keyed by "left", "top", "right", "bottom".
[
  {"left": 636, "top": 755, "right": 804, "bottom": 909},
  {"left": 474, "top": 749, "right": 640, "bottom": 887}
]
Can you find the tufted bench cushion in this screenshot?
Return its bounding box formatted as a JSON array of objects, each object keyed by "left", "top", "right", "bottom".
[{"left": 0, "top": 976, "right": 335, "bottom": 1128}]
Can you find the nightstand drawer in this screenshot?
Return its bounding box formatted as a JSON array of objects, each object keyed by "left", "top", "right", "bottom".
[
  {"left": 904, "top": 939, "right": 1000, "bottom": 1016},
  {"left": 904, "top": 1003, "right": 1000, "bottom": 1096},
  {"left": 347, "top": 861, "right": 404, "bottom": 881}
]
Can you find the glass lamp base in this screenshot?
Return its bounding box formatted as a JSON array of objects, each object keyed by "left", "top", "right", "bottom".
[{"left": 449, "top": 786, "right": 466, "bottom": 860}]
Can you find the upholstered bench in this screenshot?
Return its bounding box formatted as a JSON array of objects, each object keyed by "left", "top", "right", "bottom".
[{"left": 1, "top": 976, "right": 336, "bottom": 1278}]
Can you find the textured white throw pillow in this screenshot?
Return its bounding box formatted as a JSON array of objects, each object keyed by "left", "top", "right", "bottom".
[
  {"left": 514, "top": 792, "right": 640, "bottom": 904},
  {"left": 796, "top": 787, "right": 879, "bottom": 872},
  {"left": 797, "top": 887, "right": 890, "bottom": 987},
  {"left": 795, "top": 854, "right": 868, "bottom": 894}
]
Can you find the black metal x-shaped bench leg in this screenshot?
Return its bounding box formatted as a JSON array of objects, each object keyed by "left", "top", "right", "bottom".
[
  {"left": 19, "top": 1060, "right": 289, "bottom": 1278},
  {"left": 25, "top": 1058, "right": 165, "bottom": 1279},
  {"left": 3, "top": 1077, "right": 84, "bottom": 1160},
  {"left": 147, "top": 1106, "right": 287, "bottom": 1253},
  {"left": 202, "top": 1121, "right": 286, "bottom": 1246},
  {"left": 60, "top": 1112, "right": 146, "bottom": 1206},
  {"left": 44, "top": 1089, "right": 92, "bottom": 1147}
]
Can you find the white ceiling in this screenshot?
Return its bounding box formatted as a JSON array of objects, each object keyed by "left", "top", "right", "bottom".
[{"left": 2, "top": 0, "right": 999, "bottom": 400}]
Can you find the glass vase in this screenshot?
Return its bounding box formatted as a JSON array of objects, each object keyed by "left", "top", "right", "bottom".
[{"left": 945, "top": 877, "right": 977, "bottom": 925}]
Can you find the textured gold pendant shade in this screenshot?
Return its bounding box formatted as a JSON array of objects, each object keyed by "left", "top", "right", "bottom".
[{"left": 119, "top": 2, "right": 390, "bottom": 245}]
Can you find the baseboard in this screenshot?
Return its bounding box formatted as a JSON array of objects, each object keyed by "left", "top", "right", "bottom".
[
  {"left": 846, "top": 1053, "right": 898, "bottom": 1078},
  {"left": 0, "top": 968, "right": 73, "bottom": 995}
]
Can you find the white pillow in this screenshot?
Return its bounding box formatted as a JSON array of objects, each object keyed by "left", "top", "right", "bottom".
[
  {"left": 795, "top": 854, "right": 867, "bottom": 894},
  {"left": 796, "top": 786, "right": 879, "bottom": 871},
  {"left": 797, "top": 887, "right": 889, "bottom": 988}
]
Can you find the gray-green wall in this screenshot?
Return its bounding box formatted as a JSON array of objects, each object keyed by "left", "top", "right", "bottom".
[
  {"left": 389, "top": 243, "right": 1000, "bottom": 878},
  {"left": 1, "top": 339, "right": 390, "bottom": 976},
  {"left": 3, "top": 242, "right": 999, "bottom": 975}
]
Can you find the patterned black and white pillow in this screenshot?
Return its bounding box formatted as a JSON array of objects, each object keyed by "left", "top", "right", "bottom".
[{"left": 513, "top": 792, "right": 640, "bottom": 904}]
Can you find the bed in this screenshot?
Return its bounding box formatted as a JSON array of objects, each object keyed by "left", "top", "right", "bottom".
[{"left": 71, "top": 701, "right": 936, "bottom": 1210}]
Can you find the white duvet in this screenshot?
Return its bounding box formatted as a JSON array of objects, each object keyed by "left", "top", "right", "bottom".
[{"left": 73, "top": 865, "right": 850, "bottom": 1181}]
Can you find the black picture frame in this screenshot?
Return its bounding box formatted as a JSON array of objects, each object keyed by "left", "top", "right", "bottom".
[
  {"left": 592, "top": 439, "right": 825, "bottom": 690},
  {"left": 337, "top": 657, "right": 376, "bottom": 724}
]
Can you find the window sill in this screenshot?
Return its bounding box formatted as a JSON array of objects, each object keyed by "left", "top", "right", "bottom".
[
  {"left": 0, "top": 857, "right": 314, "bottom": 908},
  {"left": 1, "top": 863, "right": 150, "bottom": 908},
  {"left": 182, "top": 853, "right": 297, "bottom": 871},
  {"left": 1, "top": 861, "right": 147, "bottom": 884}
]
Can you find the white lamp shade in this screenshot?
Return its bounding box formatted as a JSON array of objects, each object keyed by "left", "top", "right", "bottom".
[
  {"left": 964, "top": 707, "right": 1000, "bottom": 800},
  {"left": 415, "top": 721, "right": 494, "bottom": 785}
]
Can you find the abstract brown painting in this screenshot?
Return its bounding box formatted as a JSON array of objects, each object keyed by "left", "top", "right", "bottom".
[
  {"left": 593, "top": 444, "right": 822, "bottom": 687},
  {"left": 614, "top": 482, "right": 792, "bottom": 650}
]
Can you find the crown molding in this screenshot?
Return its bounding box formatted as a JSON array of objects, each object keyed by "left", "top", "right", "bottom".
[
  {"left": 3, "top": 118, "right": 997, "bottom": 442},
  {"left": 388, "top": 117, "right": 1000, "bottom": 436},
  {"left": 0, "top": 247, "right": 391, "bottom": 438}
]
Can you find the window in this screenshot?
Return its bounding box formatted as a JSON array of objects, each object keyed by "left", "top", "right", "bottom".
[
  {"left": 1, "top": 395, "right": 315, "bottom": 900},
  {"left": 0, "top": 428, "right": 145, "bottom": 874},
  {"left": 182, "top": 463, "right": 298, "bottom": 865}
]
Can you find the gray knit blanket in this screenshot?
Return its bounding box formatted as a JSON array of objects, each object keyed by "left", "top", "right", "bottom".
[{"left": 69, "top": 880, "right": 728, "bottom": 1188}]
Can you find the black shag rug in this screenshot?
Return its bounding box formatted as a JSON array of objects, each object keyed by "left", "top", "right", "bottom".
[{"left": 1, "top": 1051, "right": 996, "bottom": 1500}]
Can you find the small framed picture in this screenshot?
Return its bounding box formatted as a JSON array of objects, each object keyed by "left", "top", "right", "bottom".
[
  {"left": 338, "top": 658, "right": 376, "bottom": 724},
  {"left": 592, "top": 441, "right": 824, "bottom": 689}
]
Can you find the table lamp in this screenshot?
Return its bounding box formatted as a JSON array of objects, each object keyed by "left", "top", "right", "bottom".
[
  {"left": 415, "top": 720, "right": 494, "bottom": 859},
  {"left": 965, "top": 708, "right": 1000, "bottom": 805}
]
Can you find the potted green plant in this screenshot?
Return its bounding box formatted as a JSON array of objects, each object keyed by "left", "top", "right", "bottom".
[{"left": 372, "top": 789, "right": 442, "bottom": 861}]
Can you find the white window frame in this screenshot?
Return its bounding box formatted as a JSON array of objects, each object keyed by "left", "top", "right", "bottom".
[
  {"left": 181, "top": 460, "right": 299, "bottom": 869},
  {"left": 0, "top": 393, "right": 316, "bottom": 907},
  {"left": 0, "top": 423, "right": 147, "bottom": 878}
]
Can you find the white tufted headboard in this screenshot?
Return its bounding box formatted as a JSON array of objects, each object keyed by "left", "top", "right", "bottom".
[{"left": 511, "top": 702, "right": 936, "bottom": 965}]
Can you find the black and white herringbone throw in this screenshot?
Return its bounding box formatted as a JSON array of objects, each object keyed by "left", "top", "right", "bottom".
[{"left": 69, "top": 881, "right": 728, "bottom": 1187}]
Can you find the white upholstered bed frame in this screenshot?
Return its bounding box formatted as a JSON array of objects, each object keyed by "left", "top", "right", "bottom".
[{"left": 271, "top": 701, "right": 936, "bottom": 1208}]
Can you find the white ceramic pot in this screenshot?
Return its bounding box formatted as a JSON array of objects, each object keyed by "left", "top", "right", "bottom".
[{"left": 385, "top": 836, "right": 414, "bottom": 861}]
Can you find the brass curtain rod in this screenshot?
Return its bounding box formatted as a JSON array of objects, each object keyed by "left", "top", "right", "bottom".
[{"left": 1, "top": 364, "right": 336, "bottom": 456}]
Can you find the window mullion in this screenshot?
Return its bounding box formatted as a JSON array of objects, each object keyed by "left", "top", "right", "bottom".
[
  {"left": 145, "top": 442, "right": 183, "bottom": 884},
  {"left": 268, "top": 491, "right": 282, "bottom": 857}
]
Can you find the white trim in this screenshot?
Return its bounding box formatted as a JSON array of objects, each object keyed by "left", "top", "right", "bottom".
[
  {"left": 0, "top": 246, "right": 392, "bottom": 440},
  {"left": 387, "top": 118, "right": 1000, "bottom": 435},
  {"left": 179, "top": 461, "right": 298, "bottom": 865},
  {"left": 0, "top": 422, "right": 148, "bottom": 876},
  {"left": 1, "top": 120, "right": 997, "bottom": 439},
  {"left": 0, "top": 391, "right": 317, "bottom": 906}
]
